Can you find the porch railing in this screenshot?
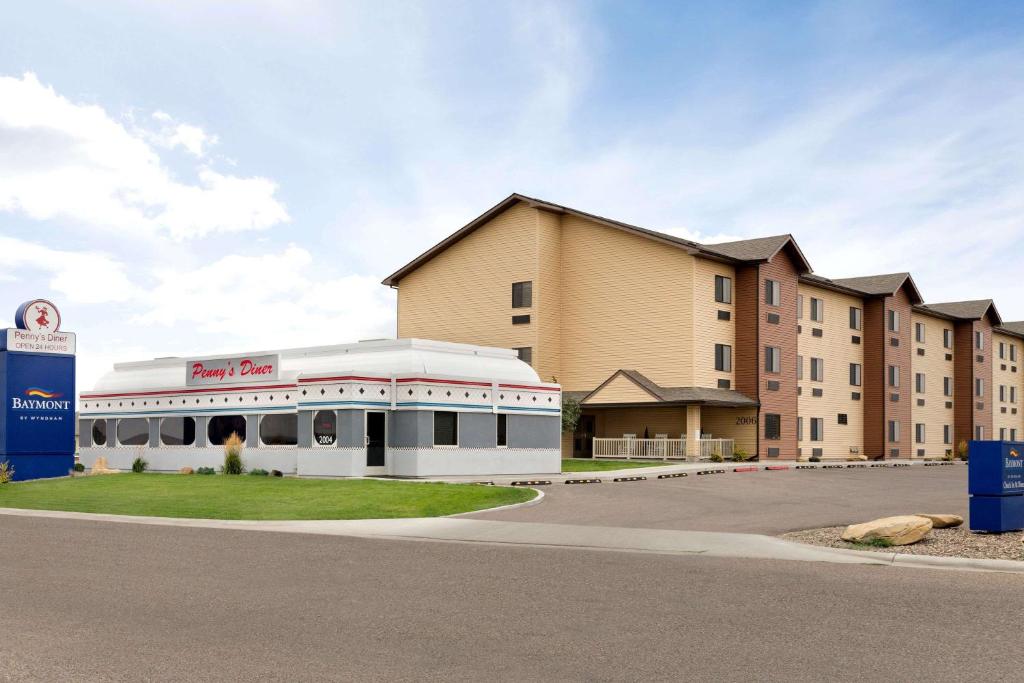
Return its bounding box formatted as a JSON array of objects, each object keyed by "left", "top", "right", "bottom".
[{"left": 592, "top": 437, "right": 734, "bottom": 461}]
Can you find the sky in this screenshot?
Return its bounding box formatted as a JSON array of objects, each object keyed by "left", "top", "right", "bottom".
[{"left": 3, "top": 0, "right": 1024, "bottom": 393}]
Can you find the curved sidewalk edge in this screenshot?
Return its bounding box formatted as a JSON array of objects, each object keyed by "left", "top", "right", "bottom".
[{"left": 1, "top": 506, "right": 1019, "bottom": 574}]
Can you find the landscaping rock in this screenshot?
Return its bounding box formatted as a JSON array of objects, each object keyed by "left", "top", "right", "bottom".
[
  {"left": 913, "top": 513, "right": 964, "bottom": 529},
  {"left": 179, "top": 467, "right": 194, "bottom": 475},
  {"left": 90, "top": 456, "right": 118, "bottom": 475},
  {"left": 840, "top": 515, "right": 933, "bottom": 546}
]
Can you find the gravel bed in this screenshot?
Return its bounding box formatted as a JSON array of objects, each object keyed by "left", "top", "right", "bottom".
[{"left": 783, "top": 525, "right": 1024, "bottom": 561}]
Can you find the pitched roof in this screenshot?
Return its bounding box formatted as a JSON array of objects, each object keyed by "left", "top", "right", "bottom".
[
  {"left": 1000, "top": 321, "right": 1024, "bottom": 336},
  {"left": 581, "top": 369, "right": 757, "bottom": 408},
  {"left": 382, "top": 193, "right": 811, "bottom": 286},
  {"left": 917, "top": 299, "right": 1002, "bottom": 325}
]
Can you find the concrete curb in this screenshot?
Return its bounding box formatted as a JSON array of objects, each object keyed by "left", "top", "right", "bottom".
[{"left": 447, "top": 488, "right": 545, "bottom": 517}]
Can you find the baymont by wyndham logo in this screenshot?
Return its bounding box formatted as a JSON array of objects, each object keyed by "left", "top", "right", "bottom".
[{"left": 11, "top": 387, "right": 71, "bottom": 411}]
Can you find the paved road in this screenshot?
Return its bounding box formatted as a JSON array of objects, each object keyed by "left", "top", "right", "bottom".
[
  {"left": 3, "top": 514, "right": 1022, "bottom": 682},
  {"left": 471, "top": 466, "right": 967, "bottom": 533}
]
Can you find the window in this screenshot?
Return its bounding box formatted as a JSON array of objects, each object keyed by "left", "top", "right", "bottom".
[
  {"left": 915, "top": 322, "right": 925, "bottom": 343},
  {"left": 496, "top": 413, "right": 508, "bottom": 447},
  {"left": 888, "top": 420, "right": 900, "bottom": 443},
  {"left": 943, "top": 328, "right": 953, "bottom": 349},
  {"left": 915, "top": 373, "right": 925, "bottom": 394},
  {"left": 765, "top": 279, "right": 781, "bottom": 306},
  {"left": 975, "top": 425, "right": 984, "bottom": 440},
  {"left": 976, "top": 331, "right": 984, "bottom": 350},
  {"left": 511, "top": 314, "right": 531, "bottom": 325},
  {"left": 849, "top": 306, "right": 862, "bottom": 331},
  {"left": 1000, "top": 385, "right": 1007, "bottom": 402},
  {"left": 92, "top": 419, "right": 108, "bottom": 446},
  {"left": 1013, "top": 387, "right": 1018, "bottom": 404},
  {"left": 943, "top": 377, "right": 953, "bottom": 397},
  {"left": 514, "top": 347, "right": 533, "bottom": 365},
  {"left": 797, "top": 295, "right": 804, "bottom": 319},
  {"left": 117, "top": 418, "right": 149, "bottom": 446},
  {"left": 208, "top": 415, "right": 247, "bottom": 446},
  {"left": 765, "top": 413, "right": 781, "bottom": 440},
  {"left": 313, "top": 410, "right": 337, "bottom": 446},
  {"left": 810, "top": 297, "right": 823, "bottom": 322},
  {"left": 838, "top": 413, "right": 848, "bottom": 425},
  {"left": 434, "top": 411, "right": 458, "bottom": 446},
  {"left": 810, "top": 418, "right": 823, "bottom": 442},
  {"left": 976, "top": 377, "right": 984, "bottom": 398},
  {"left": 1000, "top": 341, "right": 1006, "bottom": 359},
  {"left": 943, "top": 425, "right": 951, "bottom": 445},
  {"left": 715, "top": 275, "right": 732, "bottom": 304},
  {"left": 796, "top": 355, "right": 803, "bottom": 381},
  {"left": 1012, "top": 345, "right": 1018, "bottom": 362},
  {"left": 764, "top": 346, "right": 781, "bottom": 373},
  {"left": 160, "top": 417, "right": 196, "bottom": 446},
  {"left": 714, "top": 344, "right": 732, "bottom": 372},
  {"left": 849, "top": 363, "right": 862, "bottom": 387},
  {"left": 1000, "top": 428, "right": 1007, "bottom": 441},
  {"left": 888, "top": 365, "right": 899, "bottom": 388},
  {"left": 810, "top": 357, "right": 824, "bottom": 382},
  {"left": 511, "top": 281, "right": 532, "bottom": 308},
  {"left": 260, "top": 414, "right": 297, "bottom": 446},
  {"left": 1013, "top": 429, "right": 1019, "bottom": 442},
  {"left": 797, "top": 416, "right": 804, "bottom": 441},
  {"left": 888, "top": 309, "right": 900, "bottom": 332}
]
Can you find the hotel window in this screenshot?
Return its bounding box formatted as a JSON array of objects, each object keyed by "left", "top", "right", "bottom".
[
  {"left": 810, "top": 297, "right": 823, "bottom": 322},
  {"left": 1012, "top": 345, "right": 1018, "bottom": 362},
  {"left": 797, "top": 295, "right": 804, "bottom": 319},
  {"left": 888, "top": 310, "right": 900, "bottom": 333},
  {"left": 116, "top": 418, "right": 149, "bottom": 446},
  {"left": 976, "top": 377, "right": 984, "bottom": 397},
  {"left": 796, "top": 355, "right": 803, "bottom": 381},
  {"left": 810, "top": 357, "right": 824, "bottom": 382},
  {"left": 810, "top": 418, "right": 823, "bottom": 442},
  {"left": 889, "top": 420, "right": 900, "bottom": 443},
  {"left": 208, "top": 415, "right": 247, "bottom": 446},
  {"left": 1013, "top": 429, "right": 1019, "bottom": 441},
  {"left": 715, "top": 344, "right": 732, "bottom": 372},
  {"left": 943, "top": 328, "right": 953, "bottom": 349},
  {"left": 915, "top": 373, "right": 925, "bottom": 394},
  {"left": 514, "top": 347, "right": 533, "bottom": 365},
  {"left": 915, "top": 322, "right": 925, "bottom": 343},
  {"left": 715, "top": 275, "right": 732, "bottom": 304},
  {"left": 764, "top": 413, "right": 781, "bottom": 440},
  {"left": 313, "top": 410, "right": 337, "bottom": 446},
  {"left": 160, "top": 417, "right": 196, "bottom": 446},
  {"left": 1000, "top": 342, "right": 1006, "bottom": 359},
  {"left": 943, "top": 425, "right": 951, "bottom": 445},
  {"left": 975, "top": 425, "right": 984, "bottom": 440},
  {"left": 944, "top": 377, "right": 953, "bottom": 397},
  {"left": 496, "top": 413, "right": 507, "bottom": 447},
  {"left": 797, "top": 416, "right": 803, "bottom": 442},
  {"left": 764, "top": 346, "right": 781, "bottom": 374},
  {"left": 765, "top": 279, "right": 781, "bottom": 307},
  {"left": 915, "top": 423, "right": 926, "bottom": 444},
  {"left": 888, "top": 365, "right": 899, "bottom": 388},
  {"left": 849, "top": 363, "right": 862, "bottom": 387},
  {"left": 849, "top": 306, "right": 862, "bottom": 331},
  {"left": 511, "top": 281, "right": 533, "bottom": 308},
  {"left": 434, "top": 411, "right": 459, "bottom": 446},
  {"left": 1012, "top": 386, "right": 1018, "bottom": 404},
  {"left": 1000, "top": 428, "right": 1007, "bottom": 441},
  {"left": 975, "top": 331, "right": 984, "bottom": 350},
  {"left": 260, "top": 414, "right": 298, "bottom": 446},
  {"left": 92, "top": 419, "right": 108, "bottom": 446},
  {"left": 1000, "top": 385, "right": 1007, "bottom": 402}
]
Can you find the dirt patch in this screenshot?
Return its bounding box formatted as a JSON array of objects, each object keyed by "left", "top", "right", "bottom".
[{"left": 784, "top": 525, "right": 1024, "bottom": 561}]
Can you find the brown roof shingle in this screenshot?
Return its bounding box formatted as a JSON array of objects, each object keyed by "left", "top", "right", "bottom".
[
  {"left": 917, "top": 299, "right": 1001, "bottom": 324},
  {"left": 583, "top": 369, "right": 758, "bottom": 407}
]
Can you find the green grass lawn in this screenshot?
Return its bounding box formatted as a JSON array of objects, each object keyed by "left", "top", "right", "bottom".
[
  {"left": 561, "top": 458, "right": 667, "bottom": 472},
  {"left": 0, "top": 474, "right": 535, "bottom": 520}
]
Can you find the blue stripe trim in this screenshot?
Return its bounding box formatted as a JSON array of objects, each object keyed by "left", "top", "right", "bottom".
[
  {"left": 396, "top": 401, "right": 492, "bottom": 409},
  {"left": 499, "top": 406, "right": 560, "bottom": 413},
  {"left": 81, "top": 405, "right": 295, "bottom": 417}
]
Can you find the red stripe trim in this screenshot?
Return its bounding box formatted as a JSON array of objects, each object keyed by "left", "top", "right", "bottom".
[
  {"left": 299, "top": 375, "right": 390, "bottom": 384},
  {"left": 498, "top": 383, "right": 560, "bottom": 392},
  {"left": 81, "top": 383, "right": 297, "bottom": 399},
  {"left": 396, "top": 377, "right": 491, "bottom": 387}
]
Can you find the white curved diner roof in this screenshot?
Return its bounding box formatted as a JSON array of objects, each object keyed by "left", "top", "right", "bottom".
[{"left": 87, "top": 338, "right": 543, "bottom": 393}]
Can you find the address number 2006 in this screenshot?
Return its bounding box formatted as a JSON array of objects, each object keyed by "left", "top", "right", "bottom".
[{"left": 735, "top": 417, "right": 758, "bottom": 426}]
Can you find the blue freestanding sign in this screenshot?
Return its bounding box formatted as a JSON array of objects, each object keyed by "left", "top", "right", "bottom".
[
  {"left": 0, "top": 299, "right": 77, "bottom": 481},
  {"left": 968, "top": 440, "right": 1024, "bottom": 532}
]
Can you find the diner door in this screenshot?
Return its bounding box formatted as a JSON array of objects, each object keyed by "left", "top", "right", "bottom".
[{"left": 365, "top": 411, "right": 387, "bottom": 474}]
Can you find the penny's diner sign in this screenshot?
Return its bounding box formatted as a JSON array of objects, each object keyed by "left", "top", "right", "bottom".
[
  {"left": 186, "top": 354, "right": 280, "bottom": 386},
  {"left": 6, "top": 299, "right": 75, "bottom": 355}
]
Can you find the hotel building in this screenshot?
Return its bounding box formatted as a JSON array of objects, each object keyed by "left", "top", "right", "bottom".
[{"left": 384, "top": 193, "right": 1024, "bottom": 461}]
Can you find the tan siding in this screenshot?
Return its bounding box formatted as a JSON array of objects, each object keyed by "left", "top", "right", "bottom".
[
  {"left": 535, "top": 210, "right": 563, "bottom": 384},
  {"left": 702, "top": 406, "right": 758, "bottom": 456},
  {"left": 585, "top": 375, "right": 659, "bottom": 404},
  {"left": 692, "top": 259, "right": 737, "bottom": 388},
  {"left": 993, "top": 332, "right": 1023, "bottom": 440},
  {"left": 796, "top": 284, "right": 865, "bottom": 460},
  {"left": 910, "top": 313, "right": 956, "bottom": 458},
  {"left": 593, "top": 407, "right": 687, "bottom": 439},
  {"left": 559, "top": 215, "right": 695, "bottom": 392}
]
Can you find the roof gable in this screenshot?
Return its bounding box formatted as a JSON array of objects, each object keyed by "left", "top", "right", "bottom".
[
  {"left": 918, "top": 299, "right": 1002, "bottom": 325},
  {"left": 583, "top": 370, "right": 662, "bottom": 405},
  {"left": 701, "top": 235, "right": 812, "bottom": 273},
  {"left": 827, "top": 272, "right": 924, "bottom": 304}
]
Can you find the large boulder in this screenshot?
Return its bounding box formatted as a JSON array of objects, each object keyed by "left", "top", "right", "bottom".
[
  {"left": 913, "top": 513, "right": 964, "bottom": 529},
  {"left": 90, "top": 456, "right": 118, "bottom": 475},
  {"left": 841, "top": 515, "right": 933, "bottom": 546},
  {"left": 179, "top": 467, "right": 194, "bottom": 475}
]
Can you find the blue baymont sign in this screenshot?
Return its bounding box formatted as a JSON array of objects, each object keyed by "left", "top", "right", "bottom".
[
  {"left": 968, "top": 441, "right": 1024, "bottom": 532},
  {"left": 0, "top": 300, "right": 76, "bottom": 481}
]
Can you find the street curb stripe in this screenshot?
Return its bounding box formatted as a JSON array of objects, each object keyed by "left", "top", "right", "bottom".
[
  {"left": 697, "top": 469, "right": 726, "bottom": 475},
  {"left": 846, "top": 464, "right": 867, "bottom": 468},
  {"left": 733, "top": 466, "right": 757, "bottom": 473},
  {"left": 892, "top": 463, "right": 910, "bottom": 467},
  {"left": 656, "top": 472, "right": 689, "bottom": 479},
  {"left": 511, "top": 480, "right": 551, "bottom": 486},
  {"left": 822, "top": 465, "right": 844, "bottom": 469},
  {"left": 765, "top": 465, "right": 790, "bottom": 471},
  {"left": 612, "top": 476, "right": 647, "bottom": 482},
  {"left": 870, "top": 463, "right": 891, "bottom": 467},
  {"left": 565, "top": 478, "right": 602, "bottom": 485}
]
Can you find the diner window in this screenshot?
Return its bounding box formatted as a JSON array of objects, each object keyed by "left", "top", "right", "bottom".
[
  {"left": 208, "top": 415, "right": 247, "bottom": 446},
  {"left": 916, "top": 423, "right": 926, "bottom": 444},
  {"left": 888, "top": 365, "right": 899, "bottom": 388},
  {"left": 943, "top": 329, "right": 953, "bottom": 349},
  {"left": 715, "top": 275, "right": 732, "bottom": 304},
  {"left": 512, "top": 281, "right": 532, "bottom": 308},
  {"left": 92, "top": 419, "right": 108, "bottom": 446},
  {"left": 888, "top": 310, "right": 900, "bottom": 333},
  {"left": 764, "top": 413, "right": 781, "bottom": 440},
  {"left": 715, "top": 344, "right": 732, "bottom": 372},
  {"left": 314, "top": 410, "right": 337, "bottom": 446},
  {"left": 810, "top": 297, "right": 823, "bottom": 323},
  {"left": 849, "top": 306, "right": 862, "bottom": 331},
  {"left": 160, "top": 417, "right": 196, "bottom": 446},
  {"left": 260, "top": 414, "right": 297, "bottom": 446},
  {"left": 117, "top": 418, "right": 149, "bottom": 446},
  {"left": 810, "top": 357, "right": 824, "bottom": 382},
  {"left": 434, "top": 411, "right": 458, "bottom": 446},
  {"left": 849, "top": 363, "right": 862, "bottom": 387},
  {"left": 915, "top": 373, "right": 925, "bottom": 394},
  {"left": 915, "top": 322, "right": 925, "bottom": 343},
  {"left": 889, "top": 420, "right": 900, "bottom": 443},
  {"left": 765, "top": 346, "right": 781, "bottom": 374},
  {"left": 514, "top": 347, "right": 533, "bottom": 365},
  {"left": 765, "top": 279, "right": 781, "bottom": 307},
  {"left": 810, "top": 418, "right": 823, "bottom": 442},
  {"left": 496, "top": 413, "right": 507, "bottom": 447}
]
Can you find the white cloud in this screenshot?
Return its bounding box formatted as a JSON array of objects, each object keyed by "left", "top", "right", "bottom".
[
  {"left": 0, "top": 72, "right": 288, "bottom": 239},
  {"left": 0, "top": 235, "right": 137, "bottom": 304}
]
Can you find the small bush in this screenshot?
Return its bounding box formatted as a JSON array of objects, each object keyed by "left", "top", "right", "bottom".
[
  {"left": 131, "top": 456, "right": 149, "bottom": 473},
  {"left": 957, "top": 440, "right": 969, "bottom": 462},
  {"left": 249, "top": 468, "right": 269, "bottom": 476},
  {"left": 73, "top": 462, "right": 85, "bottom": 472},
  {"left": 809, "top": 455, "right": 821, "bottom": 463},
  {"left": 222, "top": 432, "right": 245, "bottom": 475},
  {"left": 196, "top": 467, "right": 216, "bottom": 475},
  {"left": 731, "top": 448, "right": 750, "bottom": 462},
  {"left": 0, "top": 461, "right": 14, "bottom": 484},
  {"left": 271, "top": 469, "right": 283, "bottom": 478},
  {"left": 853, "top": 537, "right": 894, "bottom": 548},
  {"left": 708, "top": 450, "right": 724, "bottom": 463}
]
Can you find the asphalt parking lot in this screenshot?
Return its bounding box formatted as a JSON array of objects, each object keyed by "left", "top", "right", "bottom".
[{"left": 470, "top": 465, "right": 968, "bottom": 534}]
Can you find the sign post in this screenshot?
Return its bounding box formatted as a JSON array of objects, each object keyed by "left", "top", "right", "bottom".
[
  {"left": 0, "top": 299, "right": 76, "bottom": 481},
  {"left": 968, "top": 440, "right": 1024, "bottom": 532}
]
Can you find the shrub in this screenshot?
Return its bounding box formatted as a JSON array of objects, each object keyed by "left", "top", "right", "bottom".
[
  {"left": 271, "top": 469, "right": 283, "bottom": 478},
  {"left": 731, "top": 448, "right": 749, "bottom": 462},
  {"left": 957, "top": 440, "right": 969, "bottom": 462},
  {"left": 708, "top": 450, "right": 724, "bottom": 463},
  {"left": 222, "top": 432, "right": 245, "bottom": 475},
  {"left": 249, "top": 468, "right": 269, "bottom": 476},
  {"left": 561, "top": 397, "right": 582, "bottom": 435},
  {"left": 0, "top": 461, "right": 14, "bottom": 484},
  {"left": 809, "top": 455, "right": 821, "bottom": 463},
  {"left": 73, "top": 462, "right": 85, "bottom": 473},
  {"left": 131, "top": 456, "right": 149, "bottom": 473}
]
